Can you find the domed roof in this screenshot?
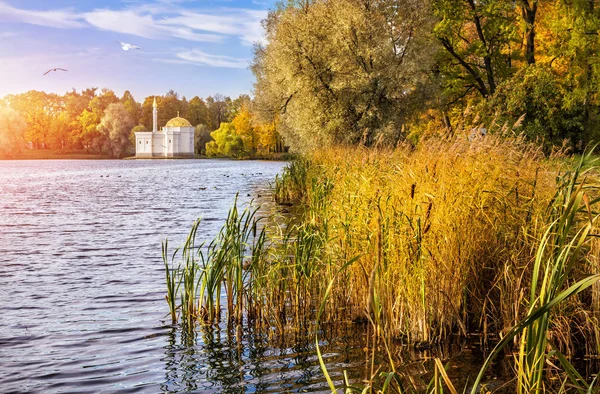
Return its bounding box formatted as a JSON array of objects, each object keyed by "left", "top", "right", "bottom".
[{"left": 165, "top": 115, "right": 192, "bottom": 128}]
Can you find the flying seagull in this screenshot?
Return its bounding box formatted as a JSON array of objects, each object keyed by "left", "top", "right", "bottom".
[
  {"left": 117, "top": 41, "right": 140, "bottom": 51},
  {"left": 43, "top": 68, "right": 67, "bottom": 76}
]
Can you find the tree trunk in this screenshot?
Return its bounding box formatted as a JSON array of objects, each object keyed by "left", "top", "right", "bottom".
[
  {"left": 521, "top": 0, "right": 538, "bottom": 65},
  {"left": 466, "top": 0, "right": 496, "bottom": 95}
]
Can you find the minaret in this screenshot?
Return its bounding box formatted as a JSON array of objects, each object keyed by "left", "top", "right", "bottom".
[{"left": 152, "top": 97, "right": 157, "bottom": 133}]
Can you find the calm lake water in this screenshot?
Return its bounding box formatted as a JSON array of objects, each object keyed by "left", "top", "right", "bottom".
[{"left": 0, "top": 159, "right": 487, "bottom": 393}]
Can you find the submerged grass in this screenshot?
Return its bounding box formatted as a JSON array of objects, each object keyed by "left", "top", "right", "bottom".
[{"left": 163, "top": 135, "right": 600, "bottom": 391}]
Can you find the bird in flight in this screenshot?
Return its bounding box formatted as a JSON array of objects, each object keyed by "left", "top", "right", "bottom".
[
  {"left": 117, "top": 41, "right": 141, "bottom": 51},
  {"left": 43, "top": 68, "right": 67, "bottom": 76}
]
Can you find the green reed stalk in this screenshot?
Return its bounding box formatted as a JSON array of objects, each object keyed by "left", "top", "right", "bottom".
[
  {"left": 162, "top": 239, "right": 181, "bottom": 325},
  {"left": 204, "top": 238, "right": 225, "bottom": 322},
  {"left": 186, "top": 194, "right": 270, "bottom": 326},
  {"left": 182, "top": 220, "right": 202, "bottom": 328}
]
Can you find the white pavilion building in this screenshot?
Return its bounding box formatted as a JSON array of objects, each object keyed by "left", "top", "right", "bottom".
[{"left": 135, "top": 97, "right": 195, "bottom": 158}]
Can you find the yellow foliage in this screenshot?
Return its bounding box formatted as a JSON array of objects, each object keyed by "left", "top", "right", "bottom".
[{"left": 231, "top": 106, "right": 256, "bottom": 152}]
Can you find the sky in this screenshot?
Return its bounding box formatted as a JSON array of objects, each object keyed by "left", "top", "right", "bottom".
[{"left": 0, "top": 0, "right": 277, "bottom": 102}]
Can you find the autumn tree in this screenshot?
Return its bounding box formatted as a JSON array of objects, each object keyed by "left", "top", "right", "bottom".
[
  {"left": 0, "top": 107, "right": 26, "bottom": 156},
  {"left": 433, "top": 0, "right": 518, "bottom": 101},
  {"left": 161, "top": 90, "right": 183, "bottom": 124},
  {"left": 206, "top": 94, "right": 232, "bottom": 131},
  {"left": 140, "top": 91, "right": 183, "bottom": 129},
  {"left": 255, "top": 120, "right": 281, "bottom": 153},
  {"left": 3, "top": 91, "right": 62, "bottom": 149},
  {"left": 231, "top": 106, "right": 257, "bottom": 153},
  {"left": 187, "top": 97, "right": 209, "bottom": 127},
  {"left": 471, "top": 0, "right": 600, "bottom": 149},
  {"left": 49, "top": 111, "right": 72, "bottom": 150},
  {"left": 180, "top": 96, "right": 189, "bottom": 119}
]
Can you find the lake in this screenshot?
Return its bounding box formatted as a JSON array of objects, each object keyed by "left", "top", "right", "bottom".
[{"left": 0, "top": 159, "right": 488, "bottom": 393}]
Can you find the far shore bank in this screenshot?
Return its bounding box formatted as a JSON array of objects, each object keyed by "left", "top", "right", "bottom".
[
  {"left": 1, "top": 149, "right": 293, "bottom": 161},
  {"left": 0, "top": 150, "right": 114, "bottom": 160}
]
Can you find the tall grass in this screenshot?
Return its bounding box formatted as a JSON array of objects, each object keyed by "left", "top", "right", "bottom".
[
  {"left": 280, "top": 136, "right": 563, "bottom": 343},
  {"left": 163, "top": 135, "right": 600, "bottom": 391}
]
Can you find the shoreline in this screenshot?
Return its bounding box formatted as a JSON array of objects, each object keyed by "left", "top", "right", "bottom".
[
  {"left": 0, "top": 150, "right": 115, "bottom": 160},
  {"left": 1, "top": 150, "right": 293, "bottom": 161}
]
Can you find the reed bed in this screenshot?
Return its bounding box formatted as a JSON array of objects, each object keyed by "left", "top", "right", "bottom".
[
  {"left": 282, "top": 136, "right": 566, "bottom": 343},
  {"left": 163, "top": 135, "right": 600, "bottom": 391}
]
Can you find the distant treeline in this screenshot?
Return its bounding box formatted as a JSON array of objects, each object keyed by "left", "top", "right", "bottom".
[
  {"left": 252, "top": 0, "right": 600, "bottom": 153},
  {"left": 0, "top": 89, "right": 284, "bottom": 158}
]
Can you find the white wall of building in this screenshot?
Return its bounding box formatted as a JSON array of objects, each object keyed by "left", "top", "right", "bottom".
[
  {"left": 134, "top": 123, "right": 195, "bottom": 158},
  {"left": 135, "top": 132, "right": 153, "bottom": 158},
  {"left": 152, "top": 133, "right": 165, "bottom": 157}
]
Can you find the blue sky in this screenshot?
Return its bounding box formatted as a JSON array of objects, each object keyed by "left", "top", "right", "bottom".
[{"left": 0, "top": 0, "right": 277, "bottom": 102}]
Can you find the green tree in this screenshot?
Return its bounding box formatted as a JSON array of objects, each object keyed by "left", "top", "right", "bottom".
[
  {"left": 433, "top": 0, "right": 518, "bottom": 100},
  {"left": 78, "top": 108, "right": 103, "bottom": 152},
  {"left": 252, "top": 0, "right": 433, "bottom": 151},
  {"left": 542, "top": 0, "right": 600, "bottom": 146},
  {"left": 230, "top": 94, "right": 252, "bottom": 117},
  {"left": 98, "top": 103, "right": 135, "bottom": 158},
  {"left": 206, "top": 122, "right": 244, "bottom": 157},
  {"left": 121, "top": 90, "right": 141, "bottom": 126},
  {"left": 194, "top": 124, "right": 211, "bottom": 155},
  {"left": 130, "top": 124, "right": 146, "bottom": 145},
  {"left": 78, "top": 89, "right": 119, "bottom": 152}
]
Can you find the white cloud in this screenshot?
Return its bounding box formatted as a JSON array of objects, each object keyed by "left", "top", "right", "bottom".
[
  {"left": 161, "top": 9, "right": 268, "bottom": 46},
  {"left": 175, "top": 49, "right": 249, "bottom": 68},
  {"left": 82, "top": 9, "right": 223, "bottom": 42},
  {"left": 0, "top": 1, "right": 267, "bottom": 45},
  {"left": 0, "top": 1, "right": 84, "bottom": 29}
]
